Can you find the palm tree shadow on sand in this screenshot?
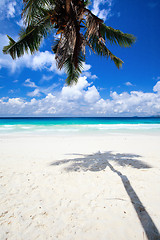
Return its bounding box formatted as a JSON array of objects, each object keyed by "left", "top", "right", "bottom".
[{"left": 50, "top": 151, "right": 160, "bottom": 240}]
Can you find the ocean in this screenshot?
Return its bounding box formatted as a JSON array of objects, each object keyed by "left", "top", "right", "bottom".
[{"left": 0, "top": 117, "right": 160, "bottom": 136}]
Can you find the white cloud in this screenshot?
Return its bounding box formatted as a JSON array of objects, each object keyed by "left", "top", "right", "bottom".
[
  {"left": 81, "top": 63, "right": 97, "bottom": 79},
  {"left": 153, "top": 81, "right": 160, "bottom": 93},
  {"left": 8, "top": 97, "right": 24, "bottom": 105},
  {"left": 13, "top": 80, "right": 18, "bottom": 83},
  {"left": 82, "top": 71, "right": 98, "bottom": 80},
  {"left": 98, "top": 8, "right": 112, "bottom": 21},
  {"left": 17, "top": 51, "right": 63, "bottom": 75},
  {"left": 1, "top": 79, "right": 160, "bottom": 117},
  {"left": 108, "top": 90, "right": 160, "bottom": 115},
  {"left": 24, "top": 78, "right": 37, "bottom": 88},
  {"left": 23, "top": 78, "right": 59, "bottom": 97},
  {"left": 41, "top": 75, "right": 53, "bottom": 82},
  {"left": 84, "top": 86, "right": 100, "bottom": 103},
  {"left": 27, "top": 89, "right": 41, "bottom": 97},
  {"left": 16, "top": 18, "right": 25, "bottom": 27},
  {"left": 7, "top": 1, "right": 16, "bottom": 18},
  {"left": 30, "top": 51, "right": 55, "bottom": 71},
  {"left": 0, "top": 0, "right": 21, "bottom": 19},
  {"left": 61, "top": 76, "right": 90, "bottom": 100},
  {"left": 91, "top": 0, "right": 113, "bottom": 21},
  {"left": 82, "top": 62, "right": 92, "bottom": 72},
  {"left": 125, "top": 81, "right": 133, "bottom": 86}
]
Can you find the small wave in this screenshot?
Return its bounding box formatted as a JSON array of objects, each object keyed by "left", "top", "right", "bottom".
[
  {"left": 20, "top": 126, "right": 32, "bottom": 129},
  {"left": 0, "top": 126, "right": 14, "bottom": 130},
  {"left": 55, "top": 128, "right": 79, "bottom": 132},
  {"left": 78, "top": 124, "right": 160, "bottom": 130},
  {"left": 3, "top": 125, "right": 14, "bottom": 127}
]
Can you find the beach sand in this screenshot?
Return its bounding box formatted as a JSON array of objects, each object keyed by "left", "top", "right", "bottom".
[{"left": 0, "top": 133, "right": 160, "bottom": 240}]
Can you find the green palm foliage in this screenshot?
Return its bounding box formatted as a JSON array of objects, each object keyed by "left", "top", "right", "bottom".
[{"left": 3, "top": 0, "right": 136, "bottom": 85}]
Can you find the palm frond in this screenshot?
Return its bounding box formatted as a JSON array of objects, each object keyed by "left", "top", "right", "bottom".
[
  {"left": 3, "top": 36, "right": 16, "bottom": 59},
  {"left": 52, "top": 39, "right": 60, "bottom": 54},
  {"left": 100, "top": 24, "right": 136, "bottom": 47},
  {"left": 84, "top": 8, "right": 103, "bottom": 41},
  {"left": 64, "top": 53, "right": 84, "bottom": 85},
  {"left": 87, "top": 35, "right": 123, "bottom": 68},
  {"left": 55, "top": 19, "right": 77, "bottom": 69},
  {"left": 3, "top": 16, "right": 51, "bottom": 59},
  {"left": 22, "top": 0, "right": 56, "bottom": 26}
]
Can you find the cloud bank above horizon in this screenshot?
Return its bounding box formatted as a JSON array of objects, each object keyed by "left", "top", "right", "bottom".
[{"left": 0, "top": 77, "right": 160, "bottom": 117}]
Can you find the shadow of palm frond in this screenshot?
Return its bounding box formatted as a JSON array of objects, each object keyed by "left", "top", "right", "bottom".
[{"left": 50, "top": 151, "right": 151, "bottom": 172}]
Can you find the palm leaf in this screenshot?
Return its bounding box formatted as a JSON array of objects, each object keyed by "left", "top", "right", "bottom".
[
  {"left": 87, "top": 35, "right": 123, "bottom": 68},
  {"left": 54, "top": 19, "right": 77, "bottom": 70},
  {"left": 3, "top": 16, "right": 51, "bottom": 59},
  {"left": 100, "top": 24, "right": 136, "bottom": 47},
  {"left": 85, "top": 9, "right": 103, "bottom": 41},
  {"left": 22, "top": 0, "right": 56, "bottom": 26},
  {"left": 64, "top": 53, "right": 84, "bottom": 85}
]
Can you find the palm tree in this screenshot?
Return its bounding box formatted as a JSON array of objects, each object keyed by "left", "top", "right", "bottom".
[{"left": 3, "top": 0, "right": 136, "bottom": 85}]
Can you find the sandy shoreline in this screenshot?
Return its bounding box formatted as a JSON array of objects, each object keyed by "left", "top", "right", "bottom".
[{"left": 0, "top": 133, "right": 160, "bottom": 240}]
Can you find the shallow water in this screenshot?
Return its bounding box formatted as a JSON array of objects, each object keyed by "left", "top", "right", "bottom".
[{"left": 0, "top": 117, "right": 160, "bottom": 135}]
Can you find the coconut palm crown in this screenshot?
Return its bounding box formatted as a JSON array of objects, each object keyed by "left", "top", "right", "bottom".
[{"left": 3, "top": 0, "right": 136, "bottom": 85}]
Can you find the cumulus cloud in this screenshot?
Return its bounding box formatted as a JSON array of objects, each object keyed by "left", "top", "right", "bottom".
[
  {"left": 61, "top": 76, "right": 90, "bottom": 100},
  {"left": 1, "top": 78, "right": 160, "bottom": 117},
  {"left": 17, "top": 51, "right": 62, "bottom": 74},
  {"left": 108, "top": 89, "right": 160, "bottom": 115},
  {"left": 84, "top": 86, "right": 100, "bottom": 103},
  {"left": 30, "top": 51, "right": 57, "bottom": 71},
  {"left": 91, "top": 0, "right": 113, "bottom": 21}
]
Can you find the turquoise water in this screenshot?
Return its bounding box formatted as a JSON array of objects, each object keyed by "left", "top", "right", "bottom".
[{"left": 0, "top": 117, "right": 160, "bottom": 135}]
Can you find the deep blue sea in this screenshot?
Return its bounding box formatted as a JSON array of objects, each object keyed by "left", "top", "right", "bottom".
[{"left": 0, "top": 117, "right": 160, "bottom": 135}]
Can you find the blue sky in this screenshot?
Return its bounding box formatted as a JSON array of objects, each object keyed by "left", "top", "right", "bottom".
[{"left": 0, "top": 0, "right": 160, "bottom": 117}]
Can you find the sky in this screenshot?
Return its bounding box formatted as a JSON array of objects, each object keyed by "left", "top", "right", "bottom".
[{"left": 0, "top": 0, "right": 160, "bottom": 117}]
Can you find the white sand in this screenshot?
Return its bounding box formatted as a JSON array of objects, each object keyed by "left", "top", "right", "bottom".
[{"left": 0, "top": 133, "right": 160, "bottom": 240}]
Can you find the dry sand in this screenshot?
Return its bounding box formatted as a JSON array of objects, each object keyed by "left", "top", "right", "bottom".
[{"left": 0, "top": 133, "right": 160, "bottom": 240}]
